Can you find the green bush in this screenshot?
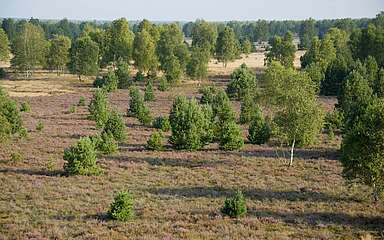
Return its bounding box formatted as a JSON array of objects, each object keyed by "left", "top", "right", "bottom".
[
  {"left": 239, "top": 92, "right": 255, "bottom": 124},
  {"left": 68, "top": 105, "right": 76, "bottom": 114},
  {"left": 146, "top": 131, "right": 163, "bottom": 150},
  {"left": 102, "top": 110, "right": 126, "bottom": 142},
  {"left": 88, "top": 89, "right": 109, "bottom": 129},
  {"left": 78, "top": 96, "right": 86, "bottom": 106},
  {"left": 226, "top": 63, "right": 257, "bottom": 100},
  {"left": 0, "top": 87, "right": 23, "bottom": 142},
  {"left": 93, "top": 76, "right": 105, "bottom": 88},
  {"left": 152, "top": 116, "right": 170, "bottom": 132},
  {"left": 134, "top": 71, "right": 144, "bottom": 82},
  {"left": 219, "top": 121, "right": 244, "bottom": 151},
  {"left": 137, "top": 104, "right": 152, "bottom": 126},
  {"left": 221, "top": 190, "right": 247, "bottom": 218},
  {"left": 248, "top": 108, "right": 270, "bottom": 145},
  {"left": 108, "top": 191, "right": 134, "bottom": 221},
  {"left": 35, "top": 120, "right": 44, "bottom": 132},
  {"left": 324, "top": 108, "right": 343, "bottom": 131},
  {"left": 158, "top": 76, "right": 169, "bottom": 91},
  {"left": 10, "top": 151, "right": 24, "bottom": 164},
  {"left": 115, "top": 60, "right": 131, "bottom": 89},
  {"left": 199, "top": 85, "right": 218, "bottom": 105},
  {"left": 169, "top": 96, "right": 212, "bottom": 150},
  {"left": 97, "top": 132, "right": 118, "bottom": 154},
  {"left": 93, "top": 70, "right": 118, "bottom": 92},
  {"left": 63, "top": 136, "right": 101, "bottom": 176},
  {"left": 144, "top": 80, "right": 155, "bottom": 101},
  {"left": 128, "top": 86, "right": 142, "bottom": 117},
  {"left": 20, "top": 101, "right": 30, "bottom": 112},
  {"left": 0, "top": 68, "right": 6, "bottom": 79}
]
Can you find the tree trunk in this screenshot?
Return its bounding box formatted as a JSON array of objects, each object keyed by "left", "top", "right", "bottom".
[
  {"left": 289, "top": 138, "right": 295, "bottom": 167},
  {"left": 78, "top": 75, "right": 81, "bottom": 81}
]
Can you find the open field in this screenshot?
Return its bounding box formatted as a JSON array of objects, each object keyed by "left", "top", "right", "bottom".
[{"left": 0, "top": 53, "right": 383, "bottom": 239}]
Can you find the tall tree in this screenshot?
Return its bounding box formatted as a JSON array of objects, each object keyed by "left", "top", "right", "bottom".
[
  {"left": 69, "top": 36, "right": 99, "bottom": 81},
  {"left": 187, "top": 46, "right": 210, "bottom": 81},
  {"left": 1, "top": 18, "right": 16, "bottom": 42},
  {"left": 105, "top": 18, "right": 134, "bottom": 64},
  {"left": 11, "top": 22, "right": 48, "bottom": 78},
  {"left": 191, "top": 20, "right": 218, "bottom": 56},
  {"left": 133, "top": 29, "right": 158, "bottom": 74},
  {"left": 215, "top": 27, "right": 238, "bottom": 67},
  {"left": 299, "top": 18, "right": 317, "bottom": 49},
  {"left": 47, "top": 34, "right": 71, "bottom": 75},
  {"left": 0, "top": 29, "right": 10, "bottom": 61},
  {"left": 264, "top": 61, "right": 324, "bottom": 166},
  {"left": 265, "top": 32, "right": 296, "bottom": 68}
]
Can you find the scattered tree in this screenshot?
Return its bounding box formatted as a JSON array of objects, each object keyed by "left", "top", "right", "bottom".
[
  {"left": 69, "top": 36, "right": 99, "bottom": 81},
  {"left": 46, "top": 34, "right": 71, "bottom": 75}
]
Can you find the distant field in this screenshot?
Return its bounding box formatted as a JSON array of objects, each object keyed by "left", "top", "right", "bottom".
[{"left": 0, "top": 52, "right": 383, "bottom": 239}]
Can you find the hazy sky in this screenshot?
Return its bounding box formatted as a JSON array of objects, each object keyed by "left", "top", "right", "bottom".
[{"left": 1, "top": 0, "right": 383, "bottom": 21}]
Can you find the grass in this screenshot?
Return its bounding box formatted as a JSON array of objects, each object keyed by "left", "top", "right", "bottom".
[{"left": 0, "top": 55, "right": 383, "bottom": 239}]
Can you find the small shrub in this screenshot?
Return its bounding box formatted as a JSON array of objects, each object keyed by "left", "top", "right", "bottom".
[
  {"left": 108, "top": 191, "right": 134, "bottom": 221},
  {"left": 134, "top": 71, "right": 144, "bottom": 82},
  {"left": 46, "top": 157, "right": 56, "bottom": 171},
  {"left": 324, "top": 109, "right": 343, "bottom": 131},
  {"left": 0, "top": 68, "right": 6, "bottom": 79},
  {"left": 20, "top": 101, "right": 30, "bottom": 112},
  {"left": 144, "top": 80, "right": 155, "bottom": 102},
  {"left": 97, "top": 132, "right": 119, "bottom": 154},
  {"left": 18, "top": 127, "right": 28, "bottom": 138},
  {"left": 36, "top": 120, "right": 44, "bottom": 132},
  {"left": 221, "top": 190, "right": 247, "bottom": 218},
  {"left": 248, "top": 108, "right": 270, "bottom": 144},
  {"left": 88, "top": 89, "right": 109, "bottom": 129},
  {"left": 63, "top": 136, "right": 102, "bottom": 176},
  {"left": 199, "top": 85, "right": 218, "bottom": 105},
  {"left": 128, "top": 86, "right": 143, "bottom": 117},
  {"left": 10, "top": 151, "right": 24, "bottom": 164},
  {"left": 158, "top": 76, "right": 169, "bottom": 91},
  {"left": 78, "top": 96, "right": 86, "bottom": 106},
  {"left": 68, "top": 105, "right": 76, "bottom": 114},
  {"left": 239, "top": 92, "right": 255, "bottom": 124},
  {"left": 137, "top": 105, "right": 152, "bottom": 126},
  {"left": 103, "top": 70, "right": 118, "bottom": 92},
  {"left": 219, "top": 121, "right": 244, "bottom": 151},
  {"left": 226, "top": 63, "right": 257, "bottom": 100},
  {"left": 146, "top": 131, "right": 163, "bottom": 150},
  {"left": 152, "top": 116, "right": 170, "bottom": 132},
  {"left": 116, "top": 60, "right": 131, "bottom": 89},
  {"left": 93, "top": 76, "right": 105, "bottom": 88},
  {"left": 102, "top": 110, "right": 126, "bottom": 142}
]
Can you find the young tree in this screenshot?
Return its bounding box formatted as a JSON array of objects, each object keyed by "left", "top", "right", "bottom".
[
  {"left": 11, "top": 23, "right": 48, "bottom": 78},
  {"left": 47, "top": 34, "right": 71, "bottom": 75},
  {"left": 264, "top": 61, "right": 324, "bottom": 166},
  {"left": 248, "top": 107, "right": 270, "bottom": 144},
  {"left": 340, "top": 98, "right": 384, "bottom": 201},
  {"left": 241, "top": 39, "right": 252, "bottom": 57},
  {"left": 144, "top": 79, "right": 155, "bottom": 101},
  {"left": 239, "top": 91, "right": 255, "bottom": 124},
  {"left": 226, "top": 63, "right": 256, "bottom": 100},
  {"left": 265, "top": 32, "right": 296, "bottom": 68},
  {"left": 133, "top": 29, "right": 158, "bottom": 74},
  {"left": 186, "top": 46, "right": 210, "bottom": 81},
  {"left": 115, "top": 60, "right": 131, "bottom": 89},
  {"left": 299, "top": 18, "right": 317, "bottom": 49},
  {"left": 216, "top": 27, "right": 238, "bottom": 67},
  {"left": 105, "top": 18, "right": 134, "bottom": 64},
  {"left": 69, "top": 36, "right": 99, "bottom": 81},
  {"left": 0, "top": 29, "right": 10, "bottom": 61},
  {"left": 191, "top": 20, "right": 218, "bottom": 56}
]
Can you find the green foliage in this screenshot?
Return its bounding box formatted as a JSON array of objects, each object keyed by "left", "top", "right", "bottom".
[
  {"left": 78, "top": 96, "right": 86, "bottom": 107},
  {"left": 0, "top": 87, "right": 23, "bottom": 142},
  {"left": 163, "top": 55, "right": 182, "bottom": 85},
  {"left": 115, "top": 60, "right": 131, "bottom": 89},
  {"left": 69, "top": 36, "right": 99, "bottom": 80},
  {"left": 191, "top": 20, "right": 218, "bottom": 56},
  {"left": 88, "top": 89, "right": 109, "bottom": 129},
  {"left": 324, "top": 109, "right": 344, "bottom": 131},
  {"left": 144, "top": 79, "right": 155, "bottom": 101},
  {"left": 63, "top": 136, "right": 101, "bottom": 176},
  {"left": 375, "top": 68, "right": 384, "bottom": 97},
  {"left": 216, "top": 27, "right": 238, "bottom": 67},
  {"left": 241, "top": 39, "right": 253, "bottom": 57},
  {"left": 137, "top": 104, "right": 152, "bottom": 126},
  {"left": 10, "top": 151, "right": 24, "bottom": 164},
  {"left": 134, "top": 71, "right": 145, "bottom": 82},
  {"left": 128, "top": 86, "right": 142, "bottom": 117},
  {"left": 340, "top": 98, "right": 384, "bottom": 201},
  {"left": 221, "top": 190, "right": 247, "bottom": 218},
  {"left": 152, "top": 116, "right": 170, "bottom": 132},
  {"left": 0, "top": 28, "right": 10, "bottom": 61},
  {"left": 46, "top": 34, "right": 71, "bottom": 75},
  {"left": 169, "top": 96, "right": 212, "bottom": 150},
  {"left": 158, "top": 76, "right": 169, "bottom": 91},
  {"left": 218, "top": 120, "right": 244, "bottom": 151},
  {"left": 68, "top": 105, "right": 76, "bottom": 114},
  {"left": 108, "top": 191, "right": 134, "bottom": 221},
  {"left": 102, "top": 109, "right": 126, "bottom": 142},
  {"left": 265, "top": 32, "right": 296, "bottom": 68},
  {"left": 133, "top": 29, "right": 158, "bottom": 73},
  {"left": 35, "top": 120, "right": 44, "bottom": 132},
  {"left": 199, "top": 85, "right": 218, "bottom": 105},
  {"left": 248, "top": 108, "right": 270, "bottom": 144},
  {"left": 299, "top": 18, "right": 317, "bottom": 49},
  {"left": 95, "top": 132, "right": 118, "bottom": 154},
  {"left": 239, "top": 92, "right": 255, "bottom": 124},
  {"left": 212, "top": 90, "right": 236, "bottom": 125},
  {"left": 226, "top": 63, "right": 256, "bottom": 100},
  {"left": 0, "top": 68, "right": 6, "bottom": 79},
  {"left": 20, "top": 101, "right": 30, "bottom": 112},
  {"left": 103, "top": 70, "right": 118, "bottom": 92},
  {"left": 186, "top": 46, "right": 210, "bottom": 80},
  {"left": 105, "top": 18, "right": 134, "bottom": 63},
  {"left": 146, "top": 131, "right": 163, "bottom": 150},
  {"left": 11, "top": 23, "right": 47, "bottom": 77}
]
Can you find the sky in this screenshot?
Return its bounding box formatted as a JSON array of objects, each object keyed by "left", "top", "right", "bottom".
[{"left": 0, "top": 0, "right": 383, "bottom": 21}]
